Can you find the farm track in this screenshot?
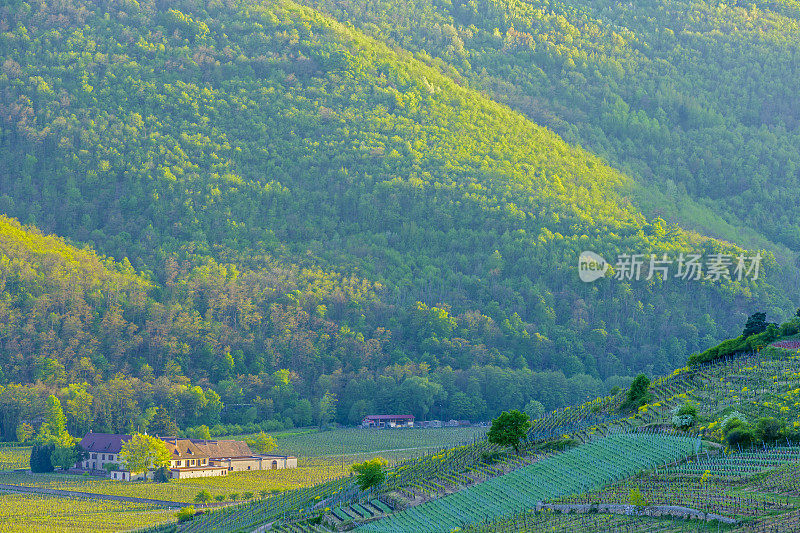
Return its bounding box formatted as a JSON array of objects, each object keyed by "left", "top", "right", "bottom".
[{"left": 0, "top": 482, "right": 189, "bottom": 508}]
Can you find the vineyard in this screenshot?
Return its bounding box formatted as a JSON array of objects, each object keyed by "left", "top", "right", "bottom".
[
  {"left": 0, "top": 459, "right": 347, "bottom": 504},
  {"left": 139, "top": 471, "right": 361, "bottom": 533},
  {"left": 356, "top": 433, "right": 698, "bottom": 532},
  {"left": 261, "top": 427, "right": 487, "bottom": 461},
  {"left": 460, "top": 509, "right": 733, "bottom": 532},
  {"left": 0, "top": 492, "right": 174, "bottom": 532},
  {"left": 0, "top": 446, "right": 32, "bottom": 471},
  {"left": 12, "top": 344, "right": 800, "bottom": 531}
]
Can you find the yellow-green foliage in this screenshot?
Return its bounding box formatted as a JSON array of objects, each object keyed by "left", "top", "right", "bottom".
[
  {"left": 0, "top": 492, "right": 175, "bottom": 532},
  {"left": 0, "top": 459, "right": 346, "bottom": 503},
  {"left": 0, "top": 0, "right": 786, "bottom": 412}
]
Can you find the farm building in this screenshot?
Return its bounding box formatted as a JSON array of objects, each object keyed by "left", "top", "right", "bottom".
[
  {"left": 361, "top": 414, "right": 415, "bottom": 428},
  {"left": 78, "top": 432, "right": 296, "bottom": 480}
]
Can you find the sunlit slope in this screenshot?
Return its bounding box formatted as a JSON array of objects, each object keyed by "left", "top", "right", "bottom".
[
  {"left": 303, "top": 0, "right": 800, "bottom": 262},
  {"left": 0, "top": 0, "right": 791, "bottom": 382}
]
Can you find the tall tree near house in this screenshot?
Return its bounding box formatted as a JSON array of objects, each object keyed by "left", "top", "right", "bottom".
[
  {"left": 149, "top": 406, "right": 179, "bottom": 437},
  {"left": 120, "top": 433, "right": 171, "bottom": 476},
  {"left": 60, "top": 384, "right": 93, "bottom": 437}
]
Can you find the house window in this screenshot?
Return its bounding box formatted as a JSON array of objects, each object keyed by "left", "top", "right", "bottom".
[
  {"left": 101, "top": 454, "right": 105, "bottom": 460},
  {"left": 91, "top": 454, "right": 97, "bottom": 459},
  {"left": 247, "top": 466, "right": 251, "bottom": 470},
  {"left": 176, "top": 460, "right": 182, "bottom": 466},
  {"left": 190, "top": 459, "right": 196, "bottom": 466},
  {"left": 228, "top": 466, "right": 233, "bottom": 471}
]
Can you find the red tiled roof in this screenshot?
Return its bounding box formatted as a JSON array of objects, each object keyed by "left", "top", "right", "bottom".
[
  {"left": 362, "top": 414, "right": 414, "bottom": 420},
  {"left": 79, "top": 433, "right": 132, "bottom": 454}
]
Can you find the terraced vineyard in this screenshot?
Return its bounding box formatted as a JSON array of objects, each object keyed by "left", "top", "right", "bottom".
[
  {"left": 460, "top": 509, "right": 729, "bottom": 533},
  {"left": 667, "top": 446, "right": 800, "bottom": 478},
  {"left": 357, "top": 433, "right": 698, "bottom": 532},
  {"left": 139, "top": 472, "right": 361, "bottom": 533}
]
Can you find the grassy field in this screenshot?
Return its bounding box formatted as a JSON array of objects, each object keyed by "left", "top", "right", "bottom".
[{"left": 0, "top": 492, "right": 176, "bottom": 532}]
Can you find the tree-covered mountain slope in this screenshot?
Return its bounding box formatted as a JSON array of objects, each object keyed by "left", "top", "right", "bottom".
[
  {"left": 302, "top": 0, "right": 800, "bottom": 266},
  {"left": 0, "top": 0, "right": 794, "bottom": 421}
]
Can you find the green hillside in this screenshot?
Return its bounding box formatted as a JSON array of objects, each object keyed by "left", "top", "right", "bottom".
[
  {"left": 0, "top": 0, "right": 794, "bottom": 426},
  {"left": 302, "top": 0, "right": 800, "bottom": 261}
]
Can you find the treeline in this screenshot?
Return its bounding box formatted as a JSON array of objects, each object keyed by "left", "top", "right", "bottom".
[
  {"left": 0, "top": 0, "right": 793, "bottom": 424},
  {"left": 688, "top": 314, "right": 800, "bottom": 366},
  {"left": 0, "top": 362, "right": 625, "bottom": 443}
]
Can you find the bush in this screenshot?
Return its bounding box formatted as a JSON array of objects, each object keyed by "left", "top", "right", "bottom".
[
  {"left": 153, "top": 465, "right": 171, "bottom": 483},
  {"left": 721, "top": 412, "right": 748, "bottom": 435},
  {"left": 726, "top": 428, "right": 755, "bottom": 446},
  {"left": 755, "top": 417, "right": 785, "bottom": 442},
  {"left": 194, "top": 490, "right": 212, "bottom": 504},
  {"left": 671, "top": 402, "right": 697, "bottom": 429},
  {"left": 620, "top": 374, "right": 652, "bottom": 411},
  {"left": 629, "top": 488, "right": 647, "bottom": 508},
  {"left": 175, "top": 506, "right": 196, "bottom": 523},
  {"left": 30, "top": 443, "right": 55, "bottom": 473},
  {"left": 352, "top": 457, "right": 388, "bottom": 490}
]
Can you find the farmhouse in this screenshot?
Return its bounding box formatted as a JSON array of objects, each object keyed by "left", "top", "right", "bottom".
[
  {"left": 78, "top": 432, "right": 297, "bottom": 481},
  {"left": 361, "top": 414, "right": 414, "bottom": 428}
]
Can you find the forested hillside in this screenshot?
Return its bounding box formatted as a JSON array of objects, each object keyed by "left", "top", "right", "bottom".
[
  {"left": 0, "top": 0, "right": 794, "bottom": 431},
  {"left": 303, "top": 0, "right": 800, "bottom": 262}
]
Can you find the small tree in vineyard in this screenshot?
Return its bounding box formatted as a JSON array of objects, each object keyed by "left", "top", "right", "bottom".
[{"left": 487, "top": 410, "right": 531, "bottom": 454}]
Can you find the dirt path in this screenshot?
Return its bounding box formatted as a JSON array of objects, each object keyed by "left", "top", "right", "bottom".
[{"left": 0, "top": 482, "right": 187, "bottom": 508}]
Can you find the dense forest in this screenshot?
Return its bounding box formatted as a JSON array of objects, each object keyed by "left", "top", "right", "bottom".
[
  {"left": 303, "top": 0, "right": 800, "bottom": 261},
  {"left": 0, "top": 0, "right": 795, "bottom": 436}
]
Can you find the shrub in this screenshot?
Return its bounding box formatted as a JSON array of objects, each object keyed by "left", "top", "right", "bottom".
[
  {"left": 153, "top": 465, "right": 171, "bottom": 483},
  {"left": 175, "top": 506, "right": 196, "bottom": 523},
  {"left": 629, "top": 488, "right": 647, "bottom": 508},
  {"left": 620, "top": 374, "right": 652, "bottom": 410},
  {"left": 721, "top": 412, "right": 748, "bottom": 434},
  {"left": 30, "top": 443, "right": 55, "bottom": 473},
  {"left": 352, "top": 457, "right": 388, "bottom": 490},
  {"left": 755, "top": 417, "right": 785, "bottom": 442},
  {"left": 726, "top": 428, "right": 755, "bottom": 446},
  {"left": 194, "top": 490, "right": 212, "bottom": 504},
  {"left": 671, "top": 402, "right": 697, "bottom": 429}
]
